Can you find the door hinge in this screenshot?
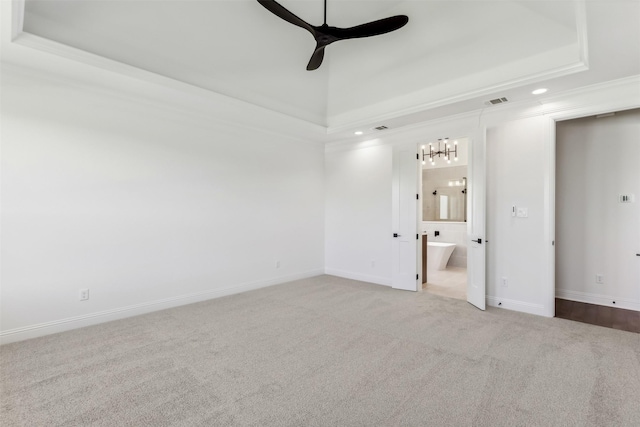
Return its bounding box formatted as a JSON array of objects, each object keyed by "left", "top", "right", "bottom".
[
  {"left": 416, "top": 194, "right": 419, "bottom": 200},
  {"left": 416, "top": 274, "right": 419, "bottom": 280},
  {"left": 416, "top": 234, "right": 419, "bottom": 240},
  {"left": 416, "top": 153, "right": 419, "bottom": 160}
]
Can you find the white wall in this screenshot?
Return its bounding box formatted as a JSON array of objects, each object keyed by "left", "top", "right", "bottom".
[
  {"left": 324, "top": 115, "right": 555, "bottom": 316},
  {"left": 2, "top": 57, "right": 638, "bottom": 343},
  {"left": 555, "top": 109, "right": 640, "bottom": 311},
  {"left": 486, "top": 116, "right": 552, "bottom": 316},
  {"left": 1, "top": 65, "right": 325, "bottom": 343},
  {"left": 324, "top": 143, "right": 393, "bottom": 285}
]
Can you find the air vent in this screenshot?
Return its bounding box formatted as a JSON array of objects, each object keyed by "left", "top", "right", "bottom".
[
  {"left": 486, "top": 97, "right": 509, "bottom": 105},
  {"left": 373, "top": 125, "right": 389, "bottom": 131}
]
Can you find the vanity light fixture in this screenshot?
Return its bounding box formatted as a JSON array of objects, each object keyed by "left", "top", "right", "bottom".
[
  {"left": 448, "top": 178, "right": 466, "bottom": 187},
  {"left": 422, "top": 138, "right": 458, "bottom": 166},
  {"left": 532, "top": 88, "right": 548, "bottom": 95}
]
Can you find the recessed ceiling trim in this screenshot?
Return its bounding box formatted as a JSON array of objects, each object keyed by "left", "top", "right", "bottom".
[
  {"left": 11, "top": 30, "right": 329, "bottom": 131},
  {"left": 327, "top": 76, "right": 640, "bottom": 151},
  {"left": 575, "top": 0, "right": 590, "bottom": 68},
  {"left": 11, "top": 0, "right": 618, "bottom": 137},
  {"left": 10, "top": 0, "right": 25, "bottom": 40},
  {"left": 326, "top": 57, "right": 589, "bottom": 134}
]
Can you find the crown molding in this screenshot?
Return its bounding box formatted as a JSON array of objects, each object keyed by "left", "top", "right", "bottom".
[
  {"left": 6, "top": 31, "right": 330, "bottom": 145},
  {"left": 10, "top": 0, "right": 24, "bottom": 40},
  {"left": 326, "top": 74, "right": 640, "bottom": 153},
  {"left": 9, "top": 0, "right": 594, "bottom": 137},
  {"left": 326, "top": 55, "right": 588, "bottom": 135}
]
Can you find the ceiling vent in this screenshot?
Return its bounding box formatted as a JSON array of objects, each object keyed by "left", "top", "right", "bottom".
[
  {"left": 373, "top": 125, "right": 389, "bottom": 131},
  {"left": 486, "top": 97, "right": 509, "bottom": 106}
]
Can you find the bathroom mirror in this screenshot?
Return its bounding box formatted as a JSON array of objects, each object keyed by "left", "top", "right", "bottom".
[
  {"left": 433, "top": 185, "right": 466, "bottom": 221},
  {"left": 422, "top": 168, "right": 467, "bottom": 222}
]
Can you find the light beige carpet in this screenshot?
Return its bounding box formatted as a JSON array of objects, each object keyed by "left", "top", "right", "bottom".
[{"left": 1, "top": 275, "right": 639, "bottom": 426}]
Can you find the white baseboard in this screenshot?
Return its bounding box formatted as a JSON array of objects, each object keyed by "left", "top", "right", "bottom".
[
  {"left": 487, "top": 296, "right": 549, "bottom": 317},
  {"left": 556, "top": 289, "right": 639, "bottom": 312},
  {"left": 324, "top": 268, "right": 392, "bottom": 287},
  {"left": 0, "top": 269, "right": 324, "bottom": 345}
]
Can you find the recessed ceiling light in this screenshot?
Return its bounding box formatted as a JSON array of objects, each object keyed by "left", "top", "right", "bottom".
[
  {"left": 532, "top": 88, "right": 548, "bottom": 95},
  {"left": 354, "top": 131, "right": 363, "bottom": 135}
]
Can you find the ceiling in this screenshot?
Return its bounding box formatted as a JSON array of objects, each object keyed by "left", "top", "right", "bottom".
[{"left": 19, "top": 1, "right": 640, "bottom": 137}]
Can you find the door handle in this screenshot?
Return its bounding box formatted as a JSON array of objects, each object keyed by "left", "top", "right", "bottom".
[
  {"left": 471, "top": 238, "right": 482, "bottom": 244},
  {"left": 393, "top": 233, "right": 401, "bottom": 238}
]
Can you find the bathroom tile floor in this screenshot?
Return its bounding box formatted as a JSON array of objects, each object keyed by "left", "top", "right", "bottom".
[{"left": 423, "top": 266, "right": 467, "bottom": 301}]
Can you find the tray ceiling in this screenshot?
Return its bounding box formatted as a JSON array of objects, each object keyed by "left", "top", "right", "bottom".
[{"left": 17, "top": 1, "right": 638, "bottom": 133}]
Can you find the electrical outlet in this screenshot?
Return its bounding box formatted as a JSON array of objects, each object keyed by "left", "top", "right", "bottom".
[
  {"left": 516, "top": 207, "right": 528, "bottom": 218},
  {"left": 595, "top": 274, "right": 604, "bottom": 284},
  {"left": 501, "top": 277, "right": 508, "bottom": 287},
  {"left": 275, "top": 260, "right": 280, "bottom": 269},
  {"left": 79, "top": 288, "right": 89, "bottom": 301}
]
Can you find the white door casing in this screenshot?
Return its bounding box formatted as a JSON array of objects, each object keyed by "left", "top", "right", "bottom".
[
  {"left": 392, "top": 146, "right": 419, "bottom": 291},
  {"left": 467, "top": 129, "right": 487, "bottom": 310}
]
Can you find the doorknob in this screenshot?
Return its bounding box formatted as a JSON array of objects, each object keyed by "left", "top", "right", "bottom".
[
  {"left": 471, "top": 238, "right": 482, "bottom": 244},
  {"left": 393, "top": 233, "right": 401, "bottom": 238}
]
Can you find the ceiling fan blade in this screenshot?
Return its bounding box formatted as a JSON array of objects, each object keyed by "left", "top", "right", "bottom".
[
  {"left": 331, "top": 15, "right": 409, "bottom": 40},
  {"left": 257, "top": 0, "right": 315, "bottom": 35},
  {"left": 306, "top": 46, "right": 326, "bottom": 71}
]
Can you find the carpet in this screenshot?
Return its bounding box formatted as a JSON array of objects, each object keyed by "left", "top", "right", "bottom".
[{"left": 1, "top": 275, "right": 639, "bottom": 426}]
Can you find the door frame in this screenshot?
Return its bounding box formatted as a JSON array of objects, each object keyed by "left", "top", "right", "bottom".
[
  {"left": 413, "top": 127, "right": 487, "bottom": 307},
  {"left": 545, "top": 106, "right": 640, "bottom": 317}
]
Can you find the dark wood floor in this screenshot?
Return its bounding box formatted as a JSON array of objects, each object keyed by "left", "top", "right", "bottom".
[{"left": 555, "top": 298, "right": 640, "bottom": 333}]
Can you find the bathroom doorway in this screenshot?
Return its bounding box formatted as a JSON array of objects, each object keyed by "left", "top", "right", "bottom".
[{"left": 420, "top": 137, "right": 469, "bottom": 300}]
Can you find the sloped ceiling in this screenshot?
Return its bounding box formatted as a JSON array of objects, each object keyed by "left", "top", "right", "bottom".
[{"left": 18, "top": 0, "right": 640, "bottom": 135}]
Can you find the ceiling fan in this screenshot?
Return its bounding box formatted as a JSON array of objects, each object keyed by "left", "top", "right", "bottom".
[{"left": 257, "top": 0, "right": 409, "bottom": 71}]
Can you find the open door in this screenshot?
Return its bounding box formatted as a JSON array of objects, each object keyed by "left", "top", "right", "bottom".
[
  {"left": 392, "top": 146, "right": 419, "bottom": 291},
  {"left": 467, "top": 129, "right": 487, "bottom": 309}
]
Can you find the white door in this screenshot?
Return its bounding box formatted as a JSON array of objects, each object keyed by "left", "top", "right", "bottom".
[
  {"left": 392, "top": 146, "right": 419, "bottom": 291},
  {"left": 467, "top": 129, "right": 487, "bottom": 310}
]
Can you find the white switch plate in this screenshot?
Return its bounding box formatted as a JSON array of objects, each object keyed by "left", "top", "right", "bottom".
[{"left": 516, "top": 207, "right": 528, "bottom": 218}]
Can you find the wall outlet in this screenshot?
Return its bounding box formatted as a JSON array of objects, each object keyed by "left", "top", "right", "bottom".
[
  {"left": 501, "top": 277, "right": 508, "bottom": 287},
  {"left": 79, "top": 288, "right": 89, "bottom": 301},
  {"left": 516, "top": 207, "right": 528, "bottom": 218},
  {"left": 275, "top": 260, "right": 280, "bottom": 269},
  {"left": 595, "top": 274, "right": 604, "bottom": 284}
]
